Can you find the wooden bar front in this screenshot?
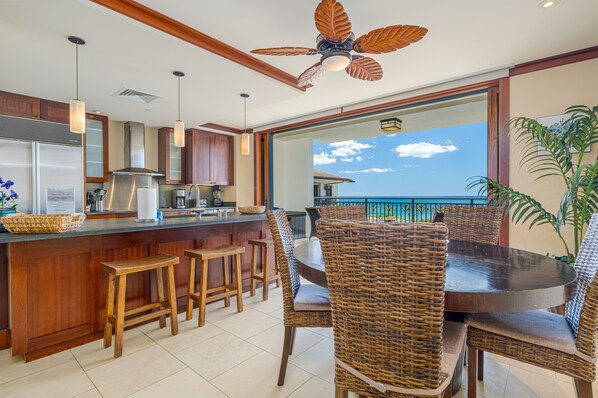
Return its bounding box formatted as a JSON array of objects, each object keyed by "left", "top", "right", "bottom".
[{"left": 6, "top": 220, "right": 273, "bottom": 361}]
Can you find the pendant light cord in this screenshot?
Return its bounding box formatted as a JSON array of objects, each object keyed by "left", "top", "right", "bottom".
[
  {"left": 75, "top": 44, "right": 79, "bottom": 100},
  {"left": 177, "top": 76, "right": 181, "bottom": 121}
]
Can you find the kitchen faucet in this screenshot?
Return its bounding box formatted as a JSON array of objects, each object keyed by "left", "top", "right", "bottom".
[{"left": 188, "top": 184, "right": 201, "bottom": 208}]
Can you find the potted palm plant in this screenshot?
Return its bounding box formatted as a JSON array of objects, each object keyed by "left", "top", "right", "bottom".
[{"left": 468, "top": 105, "right": 598, "bottom": 263}]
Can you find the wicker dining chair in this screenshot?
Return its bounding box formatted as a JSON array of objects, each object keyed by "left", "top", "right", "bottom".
[
  {"left": 442, "top": 205, "right": 504, "bottom": 245},
  {"left": 266, "top": 209, "right": 332, "bottom": 386},
  {"left": 318, "top": 219, "right": 466, "bottom": 398},
  {"left": 316, "top": 204, "right": 367, "bottom": 221},
  {"left": 466, "top": 213, "right": 598, "bottom": 398},
  {"left": 305, "top": 207, "right": 321, "bottom": 240}
]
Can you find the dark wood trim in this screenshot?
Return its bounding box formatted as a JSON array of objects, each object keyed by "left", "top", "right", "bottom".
[
  {"left": 257, "top": 80, "right": 499, "bottom": 135},
  {"left": 0, "top": 90, "right": 41, "bottom": 120},
  {"left": 85, "top": 113, "right": 110, "bottom": 183},
  {"left": 0, "top": 329, "right": 10, "bottom": 350},
  {"left": 200, "top": 123, "right": 248, "bottom": 135},
  {"left": 497, "top": 78, "right": 510, "bottom": 246},
  {"left": 487, "top": 87, "right": 499, "bottom": 182},
  {"left": 254, "top": 133, "right": 263, "bottom": 206},
  {"left": 90, "top": 0, "right": 305, "bottom": 92},
  {"left": 509, "top": 45, "right": 598, "bottom": 77}
]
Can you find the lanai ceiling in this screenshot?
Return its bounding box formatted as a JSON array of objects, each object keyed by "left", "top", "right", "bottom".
[{"left": 0, "top": 0, "right": 597, "bottom": 130}]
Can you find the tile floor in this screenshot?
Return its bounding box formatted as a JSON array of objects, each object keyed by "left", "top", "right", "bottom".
[{"left": 0, "top": 285, "right": 594, "bottom": 398}]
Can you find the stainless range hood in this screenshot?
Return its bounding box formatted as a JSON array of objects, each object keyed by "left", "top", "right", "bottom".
[{"left": 111, "top": 121, "right": 164, "bottom": 176}]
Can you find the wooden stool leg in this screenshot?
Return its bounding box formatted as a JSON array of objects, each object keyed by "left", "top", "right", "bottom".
[
  {"left": 467, "top": 347, "right": 477, "bottom": 398},
  {"left": 234, "top": 254, "right": 243, "bottom": 313},
  {"left": 262, "top": 246, "right": 269, "bottom": 301},
  {"left": 250, "top": 244, "right": 257, "bottom": 297},
  {"left": 478, "top": 350, "right": 484, "bottom": 380},
  {"left": 198, "top": 260, "right": 208, "bottom": 327},
  {"left": 114, "top": 274, "right": 127, "bottom": 358},
  {"left": 223, "top": 256, "right": 231, "bottom": 307},
  {"left": 186, "top": 257, "right": 196, "bottom": 320},
  {"left": 334, "top": 387, "right": 348, "bottom": 398},
  {"left": 103, "top": 273, "right": 115, "bottom": 348},
  {"left": 166, "top": 264, "right": 179, "bottom": 335},
  {"left": 155, "top": 267, "right": 166, "bottom": 328}
]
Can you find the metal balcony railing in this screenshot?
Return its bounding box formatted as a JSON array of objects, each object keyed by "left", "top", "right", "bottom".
[{"left": 313, "top": 196, "right": 487, "bottom": 222}]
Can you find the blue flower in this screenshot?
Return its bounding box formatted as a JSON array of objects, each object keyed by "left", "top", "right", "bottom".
[
  {"left": 10, "top": 190, "right": 18, "bottom": 199},
  {"left": 2, "top": 180, "right": 14, "bottom": 189},
  {"left": 0, "top": 177, "right": 4, "bottom": 185}
]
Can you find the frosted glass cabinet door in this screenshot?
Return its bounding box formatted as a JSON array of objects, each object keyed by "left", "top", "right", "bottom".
[
  {"left": 0, "top": 139, "right": 33, "bottom": 213},
  {"left": 169, "top": 133, "right": 182, "bottom": 181},
  {"left": 86, "top": 118, "right": 104, "bottom": 179}
]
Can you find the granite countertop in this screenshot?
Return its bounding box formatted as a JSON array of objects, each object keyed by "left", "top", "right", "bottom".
[{"left": 0, "top": 212, "right": 266, "bottom": 244}]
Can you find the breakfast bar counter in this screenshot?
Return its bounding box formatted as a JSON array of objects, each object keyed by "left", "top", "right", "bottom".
[{"left": 0, "top": 213, "right": 275, "bottom": 361}]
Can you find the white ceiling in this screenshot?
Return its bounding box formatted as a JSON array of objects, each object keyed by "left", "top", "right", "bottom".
[{"left": 0, "top": 0, "right": 597, "bottom": 130}]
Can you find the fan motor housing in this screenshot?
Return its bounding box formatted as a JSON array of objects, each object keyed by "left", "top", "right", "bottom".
[{"left": 316, "top": 33, "right": 355, "bottom": 55}]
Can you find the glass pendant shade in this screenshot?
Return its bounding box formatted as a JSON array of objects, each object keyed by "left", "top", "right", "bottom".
[
  {"left": 240, "top": 132, "right": 250, "bottom": 156},
  {"left": 69, "top": 99, "right": 86, "bottom": 134},
  {"left": 322, "top": 54, "right": 351, "bottom": 72},
  {"left": 174, "top": 120, "right": 185, "bottom": 147}
]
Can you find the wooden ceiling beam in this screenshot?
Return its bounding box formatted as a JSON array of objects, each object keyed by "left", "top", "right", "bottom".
[{"left": 91, "top": 0, "right": 305, "bottom": 91}]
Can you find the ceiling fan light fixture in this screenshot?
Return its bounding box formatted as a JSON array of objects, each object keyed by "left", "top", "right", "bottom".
[
  {"left": 321, "top": 53, "right": 351, "bottom": 72},
  {"left": 381, "top": 117, "right": 402, "bottom": 132}
]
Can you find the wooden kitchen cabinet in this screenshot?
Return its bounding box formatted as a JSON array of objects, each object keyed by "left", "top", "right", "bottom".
[
  {"left": 185, "top": 129, "right": 234, "bottom": 185},
  {"left": 40, "top": 99, "right": 69, "bottom": 124},
  {"left": 0, "top": 90, "right": 40, "bottom": 120},
  {"left": 85, "top": 114, "right": 109, "bottom": 182},
  {"left": 158, "top": 127, "right": 186, "bottom": 184}
]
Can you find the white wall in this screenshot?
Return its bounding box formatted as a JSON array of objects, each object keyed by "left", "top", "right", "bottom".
[{"left": 273, "top": 137, "right": 313, "bottom": 217}]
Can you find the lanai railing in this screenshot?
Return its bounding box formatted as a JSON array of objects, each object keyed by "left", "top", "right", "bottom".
[{"left": 313, "top": 196, "right": 487, "bottom": 222}]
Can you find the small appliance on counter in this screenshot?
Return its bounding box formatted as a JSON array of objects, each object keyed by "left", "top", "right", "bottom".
[
  {"left": 212, "top": 185, "right": 223, "bottom": 207},
  {"left": 136, "top": 187, "right": 158, "bottom": 222},
  {"left": 172, "top": 189, "right": 186, "bottom": 209}
]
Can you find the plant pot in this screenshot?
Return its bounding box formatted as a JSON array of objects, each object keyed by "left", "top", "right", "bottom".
[{"left": 0, "top": 207, "right": 17, "bottom": 232}]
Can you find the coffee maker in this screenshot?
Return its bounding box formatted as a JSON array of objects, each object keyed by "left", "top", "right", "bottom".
[{"left": 172, "top": 189, "right": 186, "bottom": 209}]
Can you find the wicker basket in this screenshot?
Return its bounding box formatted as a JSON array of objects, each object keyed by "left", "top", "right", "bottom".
[
  {"left": 238, "top": 206, "right": 266, "bottom": 214},
  {"left": 0, "top": 213, "right": 86, "bottom": 234}
]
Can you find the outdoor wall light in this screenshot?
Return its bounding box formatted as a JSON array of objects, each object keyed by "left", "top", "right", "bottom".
[{"left": 380, "top": 117, "right": 402, "bottom": 132}]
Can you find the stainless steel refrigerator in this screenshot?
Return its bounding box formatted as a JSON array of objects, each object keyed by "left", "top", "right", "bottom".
[{"left": 0, "top": 115, "right": 84, "bottom": 214}]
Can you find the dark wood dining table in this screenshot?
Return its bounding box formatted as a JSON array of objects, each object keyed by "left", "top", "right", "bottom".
[{"left": 294, "top": 239, "right": 578, "bottom": 396}]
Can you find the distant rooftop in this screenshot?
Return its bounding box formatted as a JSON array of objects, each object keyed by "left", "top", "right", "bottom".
[{"left": 314, "top": 169, "right": 355, "bottom": 184}]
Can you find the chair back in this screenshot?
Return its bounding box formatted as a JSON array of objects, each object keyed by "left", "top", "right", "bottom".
[
  {"left": 443, "top": 205, "right": 503, "bottom": 245},
  {"left": 566, "top": 214, "right": 598, "bottom": 359},
  {"left": 317, "top": 219, "right": 448, "bottom": 392},
  {"left": 305, "top": 207, "right": 321, "bottom": 239},
  {"left": 266, "top": 209, "right": 301, "bottom": 315},
  {"left": 316, "top": 205, "right": 367, "bottom": 221}
]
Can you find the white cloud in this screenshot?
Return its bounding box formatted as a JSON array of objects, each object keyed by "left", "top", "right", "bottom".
[
  {"left": 330, "top": 140, "right": 373, "bottom": 158},
  {"left": 313, "top": 152, "right": 336, "bottom": 165},
  {"left": 355, "top": 156, "right": 363, "bottom": 162},
  {"left": 340, "top": 157, "right": 354, "bottom": 162},
  {"left": 341, "top": 168, "right": 393, "bottom": 174},
  {"left": 393, "top": 141, "right": 458, "bottom": 158}
]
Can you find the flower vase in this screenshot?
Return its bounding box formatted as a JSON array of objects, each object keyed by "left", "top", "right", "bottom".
[{"left": 0, "top": 206, "right": 17, "bottom": 232}]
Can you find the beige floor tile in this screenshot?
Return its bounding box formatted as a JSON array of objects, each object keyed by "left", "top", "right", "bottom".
[
  {"left": 306, "top": 327, "right": 334, "bottom": 339},
  {"left": 486, "top": 352, "right": 557, "bottom": 379},
  {"left": 504, "top": 366, "right": 576, "bottom": 398},
  {"left": 0, "top": 358, "right": 93, "bottom": 398},
  {"left": 290, "top": 338, "right": 335, "bottom": 383},
  {"left": 128, "top": 368, "right": 227, "bottom": 398},
  {"left": 462, "top": 356, "right": 509, "bottom": 398},
  {"left": 74, "top": 389, "right": 103, "bottom": 398},
  {"left": 242, "top": 291, "right": 284, "bottom": 314},
  {"left": 212, "top": 308, "right": 281, "bottom": 339},
  {"left": 144, "top": 317, "right": 224, "bottom": 354},
  {"left": 287, "top": 376, "right": 334, "bottom": 398},
  {"left": 175, "top": 332, "right": 261, "bottom": 380},
  {"left": 86, "top": 345, "right": 185, "bottom": 398},
  {"left": 71, "top": 329, "right": 155, "bottom": 371},
  {"left": 247, "top": 324, "right": 325, "bottom": 358},
  {"left": 0, "top": 348, "right": 74, "bottom": 385},
  {"left": 211, "top": 351, "right": 312, "bottom": 398},
  {"left": 269, "top": 307, "right": 284, "bottom": 320}
]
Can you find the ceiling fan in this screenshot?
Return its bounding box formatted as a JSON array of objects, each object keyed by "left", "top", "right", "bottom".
[{"left": 251, "top": 0, "right": 428, "bottom": 87}]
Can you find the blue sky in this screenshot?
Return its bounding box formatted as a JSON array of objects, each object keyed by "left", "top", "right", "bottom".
[{"left": 313, "top": 122, "right": 487, "bottom": 197}]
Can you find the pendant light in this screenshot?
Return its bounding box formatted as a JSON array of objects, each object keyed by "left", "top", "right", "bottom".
[
  {"left": 240, "top": 93, "right": 250, "bottom": 156},
  {"left": 68, "top": 36, "right": 86, "bottom": 134},
  {"left": 173, "top": 71, "right": 185, "bottom": 147}
]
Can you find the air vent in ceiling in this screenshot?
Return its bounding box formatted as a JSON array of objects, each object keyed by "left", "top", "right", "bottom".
[{"left": 113, "top": 88, "right": 159, "bottom": 104}]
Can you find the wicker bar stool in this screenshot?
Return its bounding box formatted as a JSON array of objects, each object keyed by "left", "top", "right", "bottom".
[
  {"left": 185, "top": 245, "right": 245, "bottom": 327},
  {"left": 317, "top": 219, "right": 464, "bottom": 398},
  {"left": 267, "top": 209, "right": 332, "bottom": 386},
  {"left": 102, "top": 254, "right": 179, "bottom": 358},
  {"left": 442, "top": 205, "right": 504, "bottom": 245},
  {"left": 249, "top": 238, "right": 281, "bottom": 301},
  {"left": 316, "top": 205, "right": 367, "bottom": 222},
  {"left": 466, "top": 214, "right": 598, "bottom": 398}
]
